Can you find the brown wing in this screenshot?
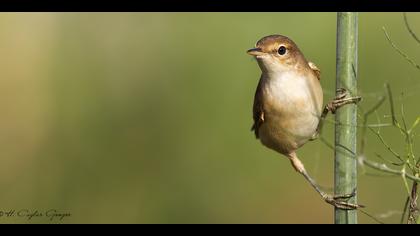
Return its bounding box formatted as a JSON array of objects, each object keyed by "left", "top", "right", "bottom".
[
  {"left": 251, "top": 76, "right": 264, "bottom": 139},
  {"left": 308, "top": 61, "right": 321, "bottom": 80}
]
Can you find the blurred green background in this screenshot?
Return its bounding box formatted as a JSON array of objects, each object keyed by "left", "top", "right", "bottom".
[{"left": 0, "top": 12, "right": 419, "bottom": 224}]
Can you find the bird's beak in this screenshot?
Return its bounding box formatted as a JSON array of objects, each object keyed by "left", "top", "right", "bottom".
[{"left": 247, "top": 48, "right": 264, "bottom": 56}]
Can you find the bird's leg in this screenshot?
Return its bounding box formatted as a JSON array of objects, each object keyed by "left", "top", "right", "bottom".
[
  {"left": 288, "top": 152, "right": 363, "bottom": 210},
  {"left": 311, "top": 88, "right": 362, "bottom": 140}
]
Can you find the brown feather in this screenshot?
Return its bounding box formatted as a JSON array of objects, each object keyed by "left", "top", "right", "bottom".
[
  {"left": 251, "top": 76, "right": 265, "bottom": 139},
  {"left": 308, "top": 61, "right": 321, "bottom": 80}
]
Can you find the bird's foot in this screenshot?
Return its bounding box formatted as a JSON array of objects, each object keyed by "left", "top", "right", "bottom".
[
  {"left": 327, "top": 88, "right": 362, "bottom": 114},
  {"left": 321, "top": 189, "right": 365, "bottom": 210},
  {"left": 309, "top": 132, "right": 319, "bottom": 141}
]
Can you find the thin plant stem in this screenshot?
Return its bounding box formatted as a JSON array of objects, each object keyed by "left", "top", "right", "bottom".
[
  {"left": 335, "top": 12, "right": 358, "bottom": 224},
  {"left": 359, "top": 157, "right": 420, "bottom": 182},
  {"left": 403, "top": 13, "right": 420, "bottom": 45},
  {"left": 382, "top": 27, "right": 420, "bottom": 71}
]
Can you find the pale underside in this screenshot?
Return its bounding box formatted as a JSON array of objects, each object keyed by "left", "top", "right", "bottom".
[{"left": 254, "top": 67, "right": 323, "bottom": 155}]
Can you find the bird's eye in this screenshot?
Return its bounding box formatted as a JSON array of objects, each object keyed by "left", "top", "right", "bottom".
[{"left": 278, "top": 46, "right": 286, "bottom": 55}]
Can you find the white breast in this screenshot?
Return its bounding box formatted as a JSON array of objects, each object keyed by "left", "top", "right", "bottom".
[
  {"left": 267, "top": 71, "right": 313, "bottom": 104},
  {"left": 260, "top": 71, "right": 323, "bottom": 148}
]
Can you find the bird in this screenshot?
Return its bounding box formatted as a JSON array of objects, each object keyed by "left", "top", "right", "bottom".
[{"left": 247, "top": 34, "right": 362, "bottom": 210}]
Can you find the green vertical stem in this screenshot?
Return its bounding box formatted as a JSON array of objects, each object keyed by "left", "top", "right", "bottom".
[{"left": 335, "top": 12, "right": 358, "bottom": 224}]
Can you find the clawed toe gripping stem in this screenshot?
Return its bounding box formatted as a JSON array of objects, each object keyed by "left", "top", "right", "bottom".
[
  {"left": 328, "top": 88, "right": 362, "bottom": 114},
  {"left": 321, "top": 190, "right": 365, "bottom": 210},
  {"left": 315, "top": 88, "right": 362, "bottom": 135}
]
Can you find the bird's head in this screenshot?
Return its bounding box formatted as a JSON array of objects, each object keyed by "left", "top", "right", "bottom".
[{"left": 247, "top": 35, "right": 308, "bottom": 74}]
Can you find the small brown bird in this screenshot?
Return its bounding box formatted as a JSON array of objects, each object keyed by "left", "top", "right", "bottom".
[{"left": 247, "top": 35, "right": 361, "bottom": 209}]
